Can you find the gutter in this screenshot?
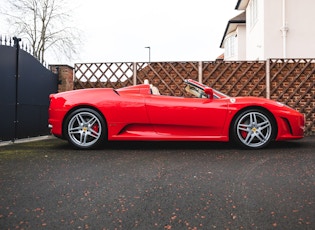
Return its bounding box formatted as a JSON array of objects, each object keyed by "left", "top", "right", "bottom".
[{"left": 220, "top": 12, "right": 246, "bottom": 48}]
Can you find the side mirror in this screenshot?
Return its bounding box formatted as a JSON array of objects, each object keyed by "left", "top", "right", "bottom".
[{"left": 204, "top": 87, "right": 214, "bottom": 99}]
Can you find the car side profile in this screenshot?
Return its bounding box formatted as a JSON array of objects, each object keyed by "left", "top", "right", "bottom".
[{"left": 48, "top": 79, "right": 304, "bottom": 149}]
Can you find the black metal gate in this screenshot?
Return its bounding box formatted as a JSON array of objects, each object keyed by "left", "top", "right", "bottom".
[{"left": 0, "top": 37, "right": 59, "bottom": 142}]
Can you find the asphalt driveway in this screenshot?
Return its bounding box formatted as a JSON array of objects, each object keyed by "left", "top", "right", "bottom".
[{"left": 0, "top": 136, "right": 314, "bottom": 229}]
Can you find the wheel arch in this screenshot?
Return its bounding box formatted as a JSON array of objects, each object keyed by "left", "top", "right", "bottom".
[
  {"left": 229, "top": 106, "right": 278, "bottom": 141},
  {"left": 62, "top": 105, "right": 108, "bottom": 139}
]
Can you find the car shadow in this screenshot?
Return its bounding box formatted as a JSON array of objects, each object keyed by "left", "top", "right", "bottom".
[
  {"left": 103, "top": 139, "right": 305, "bottom": 151},
  {"left": 52, "top": 137, "right": 310, "bottom": 152}
]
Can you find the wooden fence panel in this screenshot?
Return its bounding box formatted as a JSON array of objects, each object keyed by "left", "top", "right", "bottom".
[
  {"left": 202, "top": 61, "right": 266, "bottom": 97},
  {"left": 270, "top": 59, "right": 315, "bottom": 134},
  {"left": 74, "top": 63, "right": 134, "bottom": 89},
  {"left": 136, "top": 62, "right": 199, "bottom": 97}
]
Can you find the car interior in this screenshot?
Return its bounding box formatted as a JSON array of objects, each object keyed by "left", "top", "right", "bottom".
[{"left": 144, "top": 79, "right": 161, "bottom": 95}]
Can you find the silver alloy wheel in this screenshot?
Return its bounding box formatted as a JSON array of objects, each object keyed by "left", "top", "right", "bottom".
[
  {"left": 67, "top": 111, "right": 102, "bottom": 148},
  {"left": 236, "top": 111, "right": 272, "bottom": 148}
]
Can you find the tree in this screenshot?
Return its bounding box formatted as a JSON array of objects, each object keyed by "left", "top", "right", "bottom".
[{"left": 3, "top": 0, "right": 80, "bottom": 62}]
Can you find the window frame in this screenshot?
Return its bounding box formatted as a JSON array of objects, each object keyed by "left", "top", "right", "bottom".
[
  {"left": 225, "top": 34, "right": 237, "bottom": 58},
  {"left": 249, "top": 0, "right": 258, "bottom": 28}
]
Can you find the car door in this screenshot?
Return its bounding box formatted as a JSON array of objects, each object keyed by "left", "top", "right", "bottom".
[
  {"left": 145, "top": 95, "right": 229, "bottom": 138},
  {"left": 106, "top": 86, "right": 152, "bottom": 139}
]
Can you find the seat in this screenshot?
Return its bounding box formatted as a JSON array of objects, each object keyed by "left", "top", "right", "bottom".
[{"left": 144, "top": 79, "right": 160, "bottom": 95}]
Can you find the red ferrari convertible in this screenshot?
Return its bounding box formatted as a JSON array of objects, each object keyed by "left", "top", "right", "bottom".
[{"left": 48, "top": 79, "right": 304, "bottom": 149}]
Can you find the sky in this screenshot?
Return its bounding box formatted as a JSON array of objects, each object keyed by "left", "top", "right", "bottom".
[{"left": 0, "top": 0, "right": 240, "bottom": 64}]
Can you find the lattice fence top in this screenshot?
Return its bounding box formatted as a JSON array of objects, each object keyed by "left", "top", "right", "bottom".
[{"left": 75, "top": 63, "right": 134, "bottom": 89}]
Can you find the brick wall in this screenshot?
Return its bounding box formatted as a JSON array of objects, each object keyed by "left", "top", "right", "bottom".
[{"left": 50, "top": 65, "right": 74, "bottom": 92}]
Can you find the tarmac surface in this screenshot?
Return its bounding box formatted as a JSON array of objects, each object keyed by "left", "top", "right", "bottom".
[{"left": 0, "top": 136, "right": 314, "bottom": 229}]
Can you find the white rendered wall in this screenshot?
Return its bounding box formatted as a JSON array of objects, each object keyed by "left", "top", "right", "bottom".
[
  {"left": 237, "top": 25, "right": 247, "bottom": 60},
  {"left": 284, "top": 0, "right": 315, "bottom": 58},
  {"left": 247, "top": 0, "right": 315, "bottom": 60},
  {"left": 246, "top": 0, "right": 264, "bottom": 60}
]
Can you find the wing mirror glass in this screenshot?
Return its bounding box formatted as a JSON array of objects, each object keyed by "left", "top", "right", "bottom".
[{"left": 204, "top": 87, "right": 214, "bottom": 99}]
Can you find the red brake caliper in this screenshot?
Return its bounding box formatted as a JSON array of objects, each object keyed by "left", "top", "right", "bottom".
[{"left": 92, "top": 124, "right": 99, "bottom": 133}]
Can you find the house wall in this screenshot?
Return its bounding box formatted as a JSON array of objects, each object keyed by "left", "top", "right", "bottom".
[
  {"left": 223, "top": 25, "right": 246, "bottom": 61},
  {"left": 247, "top": 0, "right": 315, "bottom": 60},
  {"left": 263, "top": 0, "right": 283, "bottom": 59},
  {"left": 285, "top": 0, "right": 315, "bottom": 58},
  {"left": 246, "top": 0, "right": 264, "bottom": 60},
  {"left": 236, "top": 25, "right": 247, "bottom": 60}
]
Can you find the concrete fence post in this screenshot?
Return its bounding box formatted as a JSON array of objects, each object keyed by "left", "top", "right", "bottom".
[
  {"left": 133, "top": 62, "right": 137, "bottom": 86},
  {"left": 266, "top": 59, "right": 271, "bottom": 99},
  {"left": 198, "top": 61, "right": 203, "bottom": 83}
]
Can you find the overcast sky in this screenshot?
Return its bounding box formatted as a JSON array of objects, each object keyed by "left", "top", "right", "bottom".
[{"left": 1, "top": 0, "right": 240, "bottom": 64}]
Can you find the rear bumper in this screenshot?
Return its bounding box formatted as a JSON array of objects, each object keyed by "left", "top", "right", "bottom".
[{"left": 48, "top": 118, "right": 63, "bottom": 138}]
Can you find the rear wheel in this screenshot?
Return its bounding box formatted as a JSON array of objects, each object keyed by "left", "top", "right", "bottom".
[
  {"left": 64, "top": 108, "right": 106, "bottom": 149},
  {"left": 232, "top": 109, "right": 276, "bottom": 149}
]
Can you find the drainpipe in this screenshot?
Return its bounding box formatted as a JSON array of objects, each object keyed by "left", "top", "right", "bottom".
[{"left": 280, "top": 0, "right": 289, "bottom": 58}]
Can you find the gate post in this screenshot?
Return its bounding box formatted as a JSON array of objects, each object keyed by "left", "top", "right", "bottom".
[
  {"left": 50, "top": 65, "right": 74, "bottom": 92},
  {"left": 13, "top": 36, "right": 21, "bottom": 142}
]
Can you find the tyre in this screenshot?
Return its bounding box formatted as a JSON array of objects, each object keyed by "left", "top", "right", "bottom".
[
  {"left": 232, "top": 109, "right": 276, "bottom": 149},
  {"left": 64, "top": 108, "right": 106, "bottom": 149}
]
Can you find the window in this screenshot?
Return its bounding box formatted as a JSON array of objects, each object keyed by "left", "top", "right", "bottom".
[
  {"left": 249, "top": 0, "right": 258, "bottom": 28},
  {"left": 225, "top": 34, "right": 237, "bottom": 58}
]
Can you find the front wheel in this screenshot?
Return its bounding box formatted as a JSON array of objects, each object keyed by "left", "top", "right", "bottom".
[
  {"left": 231, "top": 109, "right": 276, "bottom": 149},
  {"left": 64, "top": 108, "right": 106, "bottom": 149}
]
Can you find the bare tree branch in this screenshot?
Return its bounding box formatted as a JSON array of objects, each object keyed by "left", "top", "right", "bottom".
[{"left": 5, "top": 0, "right": 81, "bottom": 63}]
